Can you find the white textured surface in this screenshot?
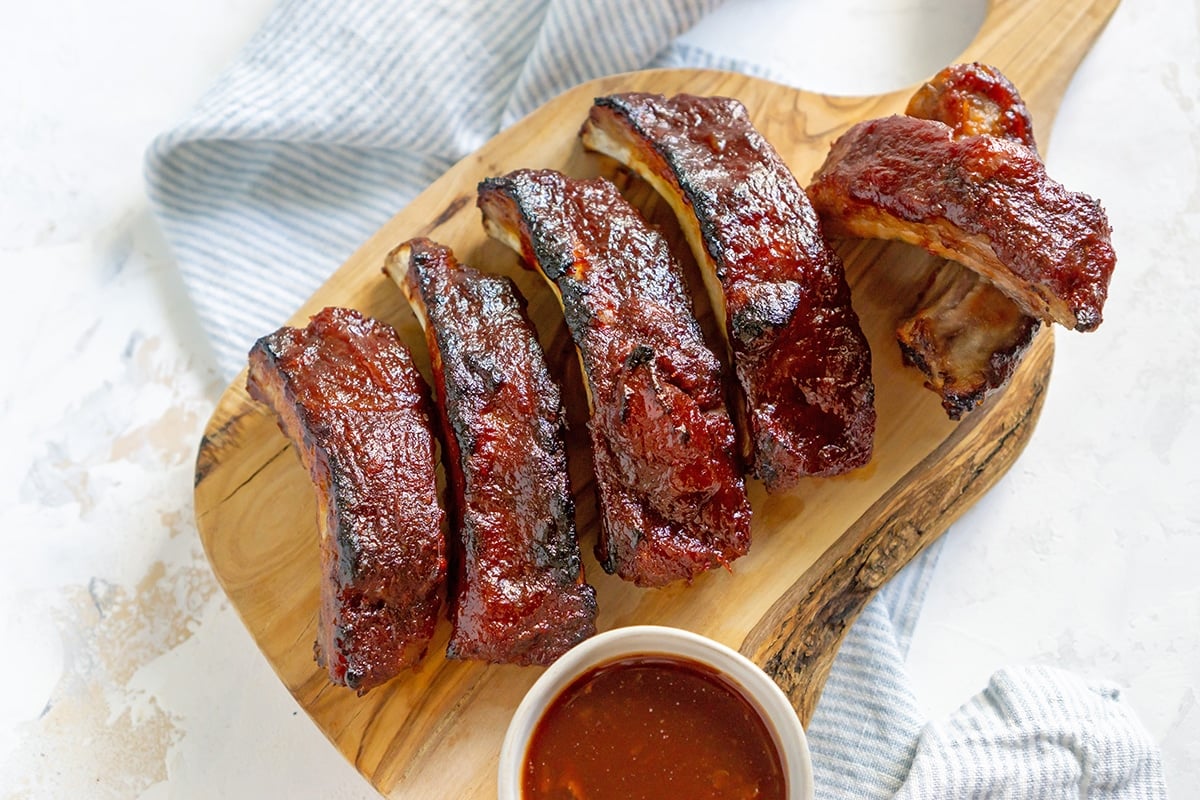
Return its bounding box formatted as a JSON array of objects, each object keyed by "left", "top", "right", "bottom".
[{"left": 0, "top": 0, "right": 1195, "bottom": 797}]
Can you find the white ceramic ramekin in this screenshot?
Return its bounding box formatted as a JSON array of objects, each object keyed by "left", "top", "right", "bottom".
[{"left": 498, "top": 624, "right": 814, "bottom": 800}]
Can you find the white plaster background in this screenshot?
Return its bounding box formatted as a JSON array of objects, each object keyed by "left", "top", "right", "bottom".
[{"left": 0, "top": 0, "right": 1195, "bottom": 797}]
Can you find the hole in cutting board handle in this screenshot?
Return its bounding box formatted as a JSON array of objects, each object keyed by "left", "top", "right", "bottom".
[{"left": 676, "top": 0, "right": 988, "bottom": 97}]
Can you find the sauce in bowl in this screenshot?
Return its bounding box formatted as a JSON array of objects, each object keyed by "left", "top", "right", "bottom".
[{"left": 523, "top": 655, "right": 786, "bottom": 800}]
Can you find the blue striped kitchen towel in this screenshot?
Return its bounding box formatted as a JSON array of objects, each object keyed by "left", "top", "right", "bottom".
[{"left": 145, "top": 1, "right": 1167, "bottom": 797}]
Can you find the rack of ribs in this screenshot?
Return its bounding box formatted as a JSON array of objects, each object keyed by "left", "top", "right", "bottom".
[
  {"left": 580, "top": 92, "right": 876, "bottom": 491},
  {"left": 477, "top": 169, "right": 752, "bottom": 588},
  {"left": 246, "top": 306, "right": 446, "bottom": 693},
  {"left": 385, "top": 238, "right": 597, "bottom": 664}
]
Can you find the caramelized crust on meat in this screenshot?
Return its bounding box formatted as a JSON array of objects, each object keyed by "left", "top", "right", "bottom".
[
  {"left": 897, "top": 261, "right": 1041, "bottom": 419},
  {"left": 896, "top": 63, "right": 1044, "bottom": 417},
  {"left": 477, "top": 169, "right": 752, "bottom": 588},
  {"left": 581, "top": 92, "right": 875, "bottom": 490},
  {"left": 385, "top": 238, "right": 596, "bottom": 665},
  {"left": 907, "top": 62, "right": 1036, "bottom": 148},
  {"left": 246, "top": 307, "right": 445, "bottom": 693},
  {"left": 808, "top": 114, "right": 1115, "bottom": 332}
]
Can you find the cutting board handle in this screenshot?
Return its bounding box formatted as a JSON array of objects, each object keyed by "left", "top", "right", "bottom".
[{"left": 961, "top": 0, "right": 1121, "bottom": 144}]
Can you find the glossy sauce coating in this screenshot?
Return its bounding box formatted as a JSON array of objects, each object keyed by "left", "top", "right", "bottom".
[
  {"left": 906, "top": 62, "right": 1037, "bottom": 148},
  {"left": 478, "top": 169, "right": 751, "bottom": 588},
  {"left": 523, "top": 656, "right": 786, "bottom": 800},
  {"left": 809, "top": 114, "right": 1115, "bottom": 332},
  {"left": 246, "top": 307, "right": 445, "bottom": 693},
  {"left": 897, "top": 63, "right": 1044, "bottom": 418},
  {"left": 388, "top": 238, "right": 596, "bottom": 665},
  {"left": 583, "top": 93, "right": 876, "bottom": 490}
]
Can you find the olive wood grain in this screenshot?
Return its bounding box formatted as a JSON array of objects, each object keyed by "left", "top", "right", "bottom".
[{"left": 193, "top": 0, "right": 1118, "bottom": 794}]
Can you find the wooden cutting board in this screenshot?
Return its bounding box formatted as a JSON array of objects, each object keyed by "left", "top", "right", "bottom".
[{"left": 193, "top": 0, "right": 1119, "bottom": 795}]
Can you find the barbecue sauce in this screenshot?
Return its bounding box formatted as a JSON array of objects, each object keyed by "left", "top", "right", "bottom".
[{"left": 523, "top": 655, "right": 786, "bottom": 800}]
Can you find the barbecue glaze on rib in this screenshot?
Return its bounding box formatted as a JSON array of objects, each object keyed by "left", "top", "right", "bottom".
[
  {"left": 808, "top": 104, "right": 1115, "bottom": 332},
  {"left": 477, "top": 169, "right": 751, "bottom": 588},
  {"left": 581, "top": 92, "right": 875, "bottom": 490},
  {"left": 897, "top": 63, "right": 1044, "bottom": 418},
  {"left": 386, "top": 238, "right": 596, "bottom": 665},
  {"left": 906, "top": 62, "right": 1037, "bottom": 148},
  {"left": 246, "top": 307, "right": 445, "bottom": 693}
]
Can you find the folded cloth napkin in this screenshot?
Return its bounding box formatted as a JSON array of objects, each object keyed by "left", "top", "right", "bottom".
[{"left": 146, "top": 1, "right": 1168, "bottom": 797}]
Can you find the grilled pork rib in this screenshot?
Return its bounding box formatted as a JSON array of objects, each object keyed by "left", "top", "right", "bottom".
[
  {"left": 581, "top": 92, "right": 875, "bottom": 490},
  {"left": 897, "top": 262, "right": 1041, "bottom": 419},
  {"left": 808, "top": 110, "right": 1115, "bottom": 333},
  {"left": 477, "top": 169, "right": 752, "bottom": 588},
  {"left": 906, "top": 62, "right": 1036, "bottom": 148},
  {"left": 386, "top": 238, "right": 597, "bottom": 664},
  {"left": 896, "top": 64, "right": 1044, "bottom": 418},
  {"left": 246, "top": 307, "right": 445, "bottom": 693}
]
